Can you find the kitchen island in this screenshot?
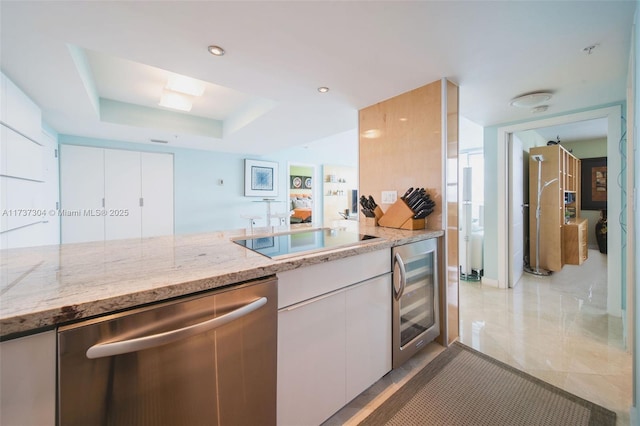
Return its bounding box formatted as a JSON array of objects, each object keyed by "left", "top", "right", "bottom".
[
  {"left": 0, "top": 224, "right": 442, "bottom": 339},
  {"left": 1, "top": 223, "right": 443, "bottom": 425}
]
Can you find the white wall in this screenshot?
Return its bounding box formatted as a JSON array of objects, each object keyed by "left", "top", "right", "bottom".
[{"left": 59, "top": 128, "right": 358, "bottom": 234}]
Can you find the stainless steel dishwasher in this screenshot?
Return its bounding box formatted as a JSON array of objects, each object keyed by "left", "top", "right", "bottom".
[{"left": 58, "top": 276, "right": 277, "bottom": 426}]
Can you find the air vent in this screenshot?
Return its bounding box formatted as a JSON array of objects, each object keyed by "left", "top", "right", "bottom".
[{"left": 150, "top": 139, "right": 169, "bottom": 144}]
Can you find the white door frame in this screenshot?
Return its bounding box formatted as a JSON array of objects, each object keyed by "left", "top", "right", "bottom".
[{"left": 496, "top": 106, "right": 622, "bottom": 318}]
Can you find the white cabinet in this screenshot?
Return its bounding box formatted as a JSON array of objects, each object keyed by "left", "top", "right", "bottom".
[
  {"left": 0, "top": 330, "right": 56, "bottom": 426},
  {"left": 60, "top": 145, "right": 174, "bottom": 243},
  {"left": 0, "top": 73, "right": 59, "bottom": 249},
  {"left": 0, "top": 72, "right": 42, "bottom": 142},
  {"left": 277, "top": 249, "right": 391, "bottom": 426},
  {"left": 278, "top": 291, "right": 347, "bottom": 426},
  {"left": 345, "top": 274, "right": 391, "bottom": 401}
]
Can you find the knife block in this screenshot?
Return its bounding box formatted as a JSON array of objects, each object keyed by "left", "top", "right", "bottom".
[
  {"left": 378, "top": 200, "right": 425, "bottom": 230},
  {"left": 362, "top": 206, "right": 384, "bottom": 226}
]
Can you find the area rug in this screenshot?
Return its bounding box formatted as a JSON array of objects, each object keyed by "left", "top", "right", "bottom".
[{"left": 359, "top": 342, "right": 615, "bottom": 426}]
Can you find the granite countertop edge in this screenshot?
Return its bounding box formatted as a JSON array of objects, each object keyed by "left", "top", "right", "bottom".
[{"left": 0, "top": 227, "right": 443, "bottom": 339}]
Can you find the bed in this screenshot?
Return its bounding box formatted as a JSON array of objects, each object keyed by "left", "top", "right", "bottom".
[{"left": 290, "top": 195, "right": 313, "bottom": 223}]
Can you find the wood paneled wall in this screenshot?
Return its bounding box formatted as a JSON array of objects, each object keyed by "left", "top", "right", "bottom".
[
  {"left": 358, "top": 79, "right": 459, "bottom": 345},
  {"left": 359, "top": 81, "right": 443, "bottom": 229}
]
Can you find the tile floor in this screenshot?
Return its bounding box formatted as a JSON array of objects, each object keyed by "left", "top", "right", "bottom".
[{"left": 324, "top": 248, "right": 632, "bottom": 425}]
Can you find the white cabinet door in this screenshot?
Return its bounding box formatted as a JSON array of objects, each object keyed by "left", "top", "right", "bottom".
[
  {"left": 0, "top": 330, "right": 56, "bottom": 426},
  {"left": 1, "top": 72, "right": 42, "bottom": 142},
  {"left": 140, "top": 152, "right": 174, "bottom": 237},
  {"left": 277, "top": 292, "right": 347, "bottom": 426},
  {"left": 1, "top": 125, "right": 44, "bottom": 181},
  {"left": 60, "top": 145, "right": 105, "bottom": 243},
  {"left": 345, "top": 274, "right": 392, "bottom": 401},
  {"left": 104, "top": 149, "right": 142, "bottom": 240}
]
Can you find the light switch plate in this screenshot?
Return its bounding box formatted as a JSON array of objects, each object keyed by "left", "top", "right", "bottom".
[{"left": 381, "top": 190, "right": 397, "bottom": 204}]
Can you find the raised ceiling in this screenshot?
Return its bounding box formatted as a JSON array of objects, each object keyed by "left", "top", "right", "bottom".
[{"left": 0, "top": 1, "right": 635, "bottom": 154}]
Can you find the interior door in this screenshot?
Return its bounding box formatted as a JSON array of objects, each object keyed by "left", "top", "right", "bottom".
[
  {"left": 60, "top": 145, "right": 105, "bottom": 243},
  {"left": 140, "top": 152, "right": 174, "bottom": 238},
  {"left": 509, "top": 135, "right": 525, "bottom": 287},
  {"left": 104, "top": 149, "right": 141, "bottom": 240}
]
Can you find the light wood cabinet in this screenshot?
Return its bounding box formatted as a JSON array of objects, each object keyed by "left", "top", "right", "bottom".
[
  {"left": 563, "top": 218, "right": 588, "bottom": 265},
  {"left": 529, "top": 145, "right": 584, "bottom": 271}
]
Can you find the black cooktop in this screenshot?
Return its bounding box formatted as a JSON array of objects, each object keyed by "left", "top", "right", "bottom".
[{"left": 233, "top": 228, "right": 379, "bottom": 259}]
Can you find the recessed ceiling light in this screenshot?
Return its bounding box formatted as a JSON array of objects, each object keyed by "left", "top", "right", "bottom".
[
  {"left": 531, "top": 105, "right": 549, "bottom": 113},
  {"left": 207, "top": 45, "right": 225, "bottom": 56},
  {"left": 509, "top": 92, "right": 553, "bottom": 108},
  {"left": 317, "top": 87, "right": 329, "bottom": 93}
]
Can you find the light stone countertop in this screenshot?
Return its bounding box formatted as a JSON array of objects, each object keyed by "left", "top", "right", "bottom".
[{"left": 0, "top": 224, "right": 443, "bottom": 339}]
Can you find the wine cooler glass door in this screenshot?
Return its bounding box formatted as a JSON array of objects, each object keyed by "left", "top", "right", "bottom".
[{"left": 392, "top": 239, "right": 439, "bottom": 368}]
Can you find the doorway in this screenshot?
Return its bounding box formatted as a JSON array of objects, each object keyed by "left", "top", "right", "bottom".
[
  {"left": 497, "top": 106, "right": 626, "bottom": 330},
  {"left": 288, "top": 163, "right": 317, "bottom": 226}
]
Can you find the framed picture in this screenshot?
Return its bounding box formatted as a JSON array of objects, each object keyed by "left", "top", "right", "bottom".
[
  {"left": 581, "top": 156, "right": 607, "bottom": 210},
  {"left": 290, "top": 175, "right": 312, "bottom": 190},
  {"left": 303, "top": 176, "right": 312, "bottom": 189},
  {"left": 245, "top": 159, "right": 279, "bottom": 197}
]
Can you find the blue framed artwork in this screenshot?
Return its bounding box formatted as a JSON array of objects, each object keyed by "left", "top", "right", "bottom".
[{"left": 245, "top": 159, "right": 279, "bottom": 197}]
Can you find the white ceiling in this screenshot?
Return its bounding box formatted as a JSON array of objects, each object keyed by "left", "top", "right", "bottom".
[{"left": 0, "top": 1, "right": 635, "bottom": 154}]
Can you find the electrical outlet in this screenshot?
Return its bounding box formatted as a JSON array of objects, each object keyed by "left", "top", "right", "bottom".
[{"left": 381, "top": 191, "right": 397, "bottom": 204}]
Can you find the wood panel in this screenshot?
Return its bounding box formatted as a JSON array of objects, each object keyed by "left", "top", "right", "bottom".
[
  {"left": 359, "top": 80, "right": 443, "bottom": 230},
  {"left": 359, "top": 79, "right": 459, "bottom": 345}
]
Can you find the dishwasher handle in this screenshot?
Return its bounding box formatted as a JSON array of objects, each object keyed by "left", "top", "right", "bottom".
[{"left": 86, "top": 297, "right": 267, "bottom": 359}]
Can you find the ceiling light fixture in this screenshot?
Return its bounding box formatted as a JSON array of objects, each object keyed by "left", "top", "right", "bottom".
[
  {"left": 166, "top": 75, "right": 205, "bottom": 97},
  {"left": 207, "top": 45, "right": 225, "bottom": 56},
  {"left": 159, "top": 90, "right": 194, "bottom": 112},
  {"left": 317, "top": 87, "right": 329, "bottom": 93},
  {"left": 531, "top": 105, "right": 549, "bottom": 113},
  {"left": 509, "top": 91, "right": 553, "bottom": 108}
]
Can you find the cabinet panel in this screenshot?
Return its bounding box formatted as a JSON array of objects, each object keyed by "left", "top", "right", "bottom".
[
  {"left": 141, "top": 152, "right": 174, "bottom": 237},
  {"left": 278, "top": 249, "right": 390, "bottom": 308},
  {"left": 277, "top": 292, "right": 346, "bottom": 426},
  {"left": 345, "top": 274, "right": 392, "bottom": 401},
  {"left": 0, "top": 331, "right": 56, "bottom": 426},
  {"left": 563, "top": 218, "right": 588, "bottom": 265},
  {"left": 104, "top": 149, "right": 142, "bottom": 240},
  {"left": 1, "top": 125, "right": 44, "bottom": 181},
  {"left": 60, "top": 145, "right": 105, "bottom": 243},
  {"left": 1, "top": 72, "right": 42, "bottom": 142}
]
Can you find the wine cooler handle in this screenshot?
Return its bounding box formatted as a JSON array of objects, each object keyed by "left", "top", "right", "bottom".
[{"left": 393, "top": 253, "right": 407, "bottom": 301}]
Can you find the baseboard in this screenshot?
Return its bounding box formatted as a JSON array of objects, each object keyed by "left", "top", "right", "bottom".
[{"left": 480, "top": 277, "right": 499, "bottom": 288}]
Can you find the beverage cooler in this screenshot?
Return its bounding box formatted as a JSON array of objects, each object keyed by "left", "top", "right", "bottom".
[{"left": 392, "top": 238, "right": 440, "bottom": 369}]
